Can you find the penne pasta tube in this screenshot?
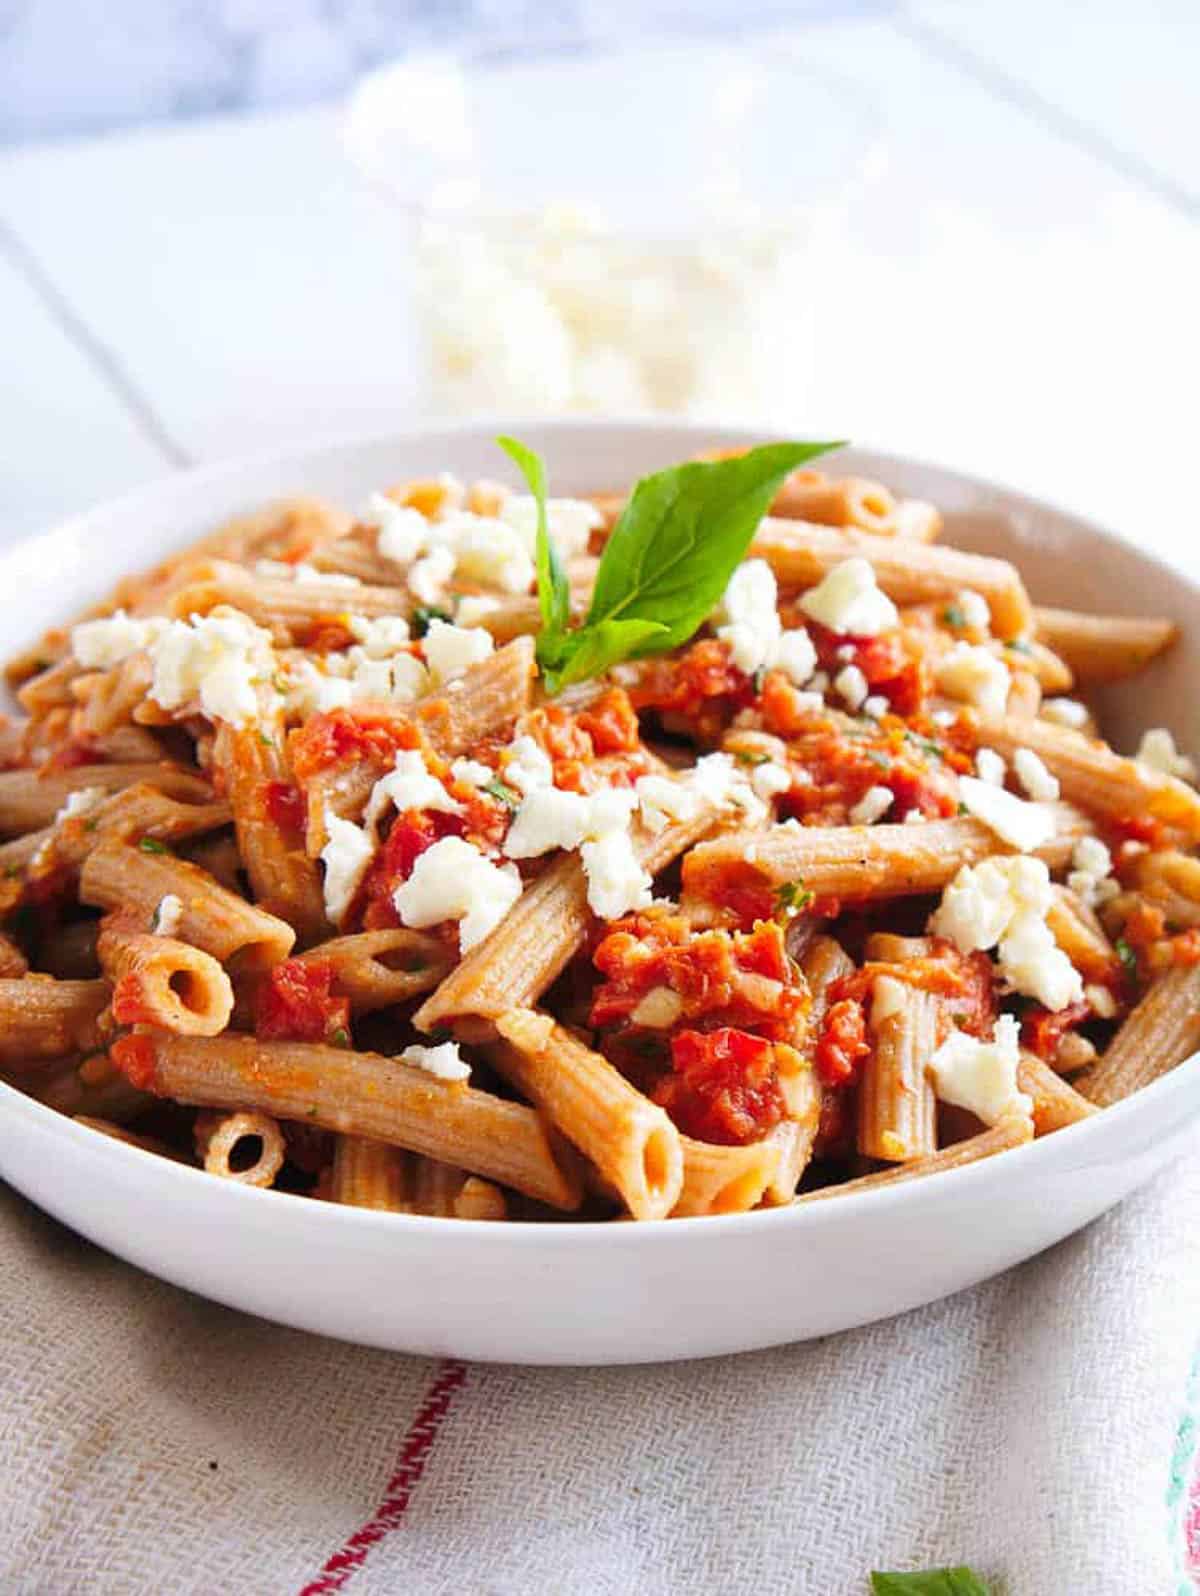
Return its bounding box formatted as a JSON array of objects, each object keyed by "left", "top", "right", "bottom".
[
  {"left": 683, "top": 803, "right": 1091, "bottom": 908},
  {"left": 330, "top": 1135, "right": 408, "bottom": 1211},
  {"left": 797, "top": 1112, "right": 1034, "bottom": 1202},
  {"left": 751, "top": 517, "right": 1033, "bottom": 637},
  {"left": 858, "top": 964, "right": 939, "bottom": 1163},
  {"left": 17, "top": 658, "right": 81, "bottom": 715},
  {"left": 976, "top": 714, "right": 1200, "bottom": 839},
  {"left": 1034, "top": 606, "right": 1177, "bottom": 683},
  {"left": 0, "top": 762, "right": 212, "bottom": 837},
  {"left": 416, "top": 801, "right": 719, "bottom": 1030},
  {"left": 1126, "top": 848, "right": 1200, "bottom": 928},
  {"left": 30, "top": 1054, "right": 149, "bottom": 1123},
  {"left": 1046, "top": 885, "right": 1118, "bottom": 983},
  {"left": 195, "top": 1109, "right": 286, "bottom": 1187},
  {"left": 672, "top": 1135, "right": 781, "bottom": 1217},
  {"left": 454, "top": 1176, "right": 508, "bottom": 1221},
  {"left": 166, "top": 561, "right": 413, "bottom": 633},
  {"left": 295, "top": 929, "right": 451, "bottom": 1014},
  {"left": 70, "top": 652, "right": 154, "bottom": 738},
  {"left": 81, "top": 841, "right": 295, "bottom": 968},
  {"left": 0, "top": 977, "right": 109, "bottom": 1065},
  {"left": 115, "top": 1031, "right": 582, "bottom": 1210},
  {"left": 493, "top": 1009, "right": 682, "bottom": 1221},
  {"left": 98, "top": 916, "right": 234, "bottom": 1036},
  {"left": 0, "top": 931, "right": 28, "bottom": 978},
  {"left": 1078, "top": 963, "right": 1200, "bottom": 1107},
  {"left": 74, "top": 1116, "right": 188, "bottom": 1162},
  {"left": 1017, "top": 1051, "right": 1097, "bottom": 1135},
  {"left": 54, "top": 783, "right": 232, "bottom": 870},
  {"left": 770, "top": 473, "right": 898, "bottom": 534}
]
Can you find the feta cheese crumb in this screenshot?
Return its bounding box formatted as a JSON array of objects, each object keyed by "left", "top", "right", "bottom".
[
  {"left": 849, "top": 785, "right": 894, "bottom": 826},
  {"left": 320, "top": 813, "right": 375, "bottom": 924},
  {"left": 999, "top": 908, "right": 1083, "bottom": 1011},
  {"left": 861, "top": 694, "right": 888, "bottom": 720},
  {"left": 152, "top": 893, "right": 184, "bottom": 937},
  {"left": 56, "top": 786, "right": 106, "bottom": 824},
  {"left": 580, "top": 828, "right": 652, "bottom": 920},
  {"left": 714, "top": 559, "right": 782, "bottom": 676},
  {"left": 635, "top": 773, "right": 701, "bottom": 834},
  {"left": 422, "top": 618, "right": 495, "bottom": 684},
  {"left": 399, "top": 1040, "right": 471, "bottom": 1082},
  {"left": 834, "top": 663, "right": 869, "bottom": 711},
  {"left": 957, "top": 590, "right": 991, "bottom": 631},
  {"left": 150, "top": 610, "right": 276, "bottom": 727},
  {"left": 451, "top": 758, "right": 493, "bottom": 788},
  {"left": 363, "top": 750, "right": 464, "bottom": 832},
  {"left": 749, "top": 762, "right": 792, "bottom": 802},
  {"left": 455, "top": 594, "right": 501, "bottom": 627},
  {"left": 1042, "top": 698, "right": 1089, "bottom": 729},
  {"left": 772, "top": 628, "right": 819, "bottom": 687},
  {"left": 1067, "top": 834, "right": 1118, "bottom": 908},
  {"left": 347, "top": 614, "right": 411, "bottom": 655},
  {"left": 930, "top": 1014, "right": 1031, "bottom": 1126},
  {"left": 392, "top": 836, "right": 521, "bottom": 951},
  {"left": 506, "top": 786, "right": 638, "bottom": 860},
  {"left": 407, "top": 544, "right": 456, "bottom": 606},
  {"left": 935, "top": 643, "right": 1010, "bottom": 718},
  {"left": 689, "top": 752, "right": 768, "bottom": 825},
  {"left": 1136, "top": 727, "right": 1196, "bottom": 782},
  {"left": 957, "top": 775, "right": 1056, "bottom": 853},
  {"left": 975, "top": 748, "right": 1007, "bottom": 786},
  {"left": 502, "top": 735, "right": 554, "bottom": 794},
  {"left": 72, "top": 609, "right": 169, "bottom": 669},
  {"left": 1013, "top": 747, "right": 1060, "bottom": 802},
  {"left": 364, "top": 493, "right": 428, "bottom": 565},
  {"left": 799, "top": 557, "right": 899, "bottom": 637},
  {"left": 500, "top": 495, "right": 601, "bottom": 561}
]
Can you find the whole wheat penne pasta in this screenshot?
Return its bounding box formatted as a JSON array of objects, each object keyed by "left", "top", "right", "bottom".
[
  {"left": 762, "top": 1111, "right": 819, "bottom": 1206},
  {"left": 53, "top": 784, "right": 232, "bottom": 870},
  {"left": 296, "top": 929, "right": 451, "bottom": 1014},
  {"left": 184, "top": 833, "right": 244, "bottom": 894},
  {"left": 1079, "top": 963, "right": 1200, "bottom": 1107},
  {"left": 0, "top": 762, "right": 212, "bottom": 837},
  {"left": 0, "top": 977, "right": 109, "bottom": 1065},
  {"left": 672, "top": 1135, "right": 781, "bottom": 1217},
  {"left": 683, "top": 804, "right": 1090, "bottom": 908},
  {"left": 977, "top": 714, "right": 1200, "bottom": 839},
  {"left": 416, "top": 801, "right": 719, "bottom": 1029},
  {"left": 797, "top": 1113, "right": 1034, "bottom": 1202},
  {"left": 1034, "top": 606, "right": 1177, "bottom": 682},
  {"left": 1017, "top": 1052, "right": 1097, "bottom": 1135},
  {"left": 330, "top": 1135, "right": 409, "bottom": 1210},
  {"left": 770, "top": 473, "right": 898, "bottom": 533},
  {"left": 1126, "top": 848, "right": 1200, "bottom": 927},
  {"left": 212, "top": 714, "right": 327, "bottom": 943},
  {"left": 409, "top": 1155, "right": 479, "bottom": 1218},
  {"left": 17, "top": 658, "right": 82, "bottom": 715},
  {"left": 29, "top": 1055, "right": 148, "bottom": 1124},
  {"left": 310, "top": 530, "right": 405, "bottom": 586},
  {"left": 453, "top": 1176, "right": 508, "bottom": 1220},
  {"left": 1046, "top": 885, "right": 1119, "bottom": 983},
  {"left": 74, "top": 1116, "right": 188, "bottom": 1162},
  {"left": 858, "top": 960, "right": 939, "bottom": 1163},
  {"left": 751, "top": 517, "right": 1033, "bottom": 637},
  {"left": 81, "top": 841, "right": 295, "bottom": 968},
  {"left": 167, "top": 561, "right": 413, "bottom": 634},
  {"left": 195, "top": 1109, "right": 286, "bottom": 1187},
  {"left": 70, "top": 652, "right": 154, "bottom": 738},
  {"left": 97, "top": 916, "right": 234, "bottom": 1036},
  {"left": 493, "top": 1008, "right": 683, "bottom": 1221},
  {"left": 117, "top": 1031, "right": 582, "bottom": 1210},
  {"left": 0, "top": 931, "right": 28, "bottom": 978}
]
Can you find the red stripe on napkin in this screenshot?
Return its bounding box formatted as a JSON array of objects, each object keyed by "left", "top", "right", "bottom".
[{"left": 298, "top": 1357, "right": 469, "bottom": 1594}]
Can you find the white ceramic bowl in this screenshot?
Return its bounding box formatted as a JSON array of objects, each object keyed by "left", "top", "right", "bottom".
[{"left": 2, "top": 419, "right": 1198, "bottom": 1366}]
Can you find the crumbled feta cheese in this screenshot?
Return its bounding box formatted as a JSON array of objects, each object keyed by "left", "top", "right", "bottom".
[
  {"left": 861, "top": 694, "right": 888, "bottom": 720},
  {"left": 399, "top": 1040, "right": 471, "bottom": 1082},
  {"left": 1042, "top": 698, "right": 1089, "bottom": 729},
  {"left": 957, "top": 590, "right": 991, "bottom": 631},
  {"left": 957, "top": 775, "right": 1056, "bottom": 853},
  {"left": 56, "top": 786, "right": 106, "bottom": 824},
  {"left": 441, "top": 513, "right": 534, "bottom": 595},
  {"left": 72, "top": 609, "right": 169, "bottom": 669},
  {"left": 749, "top": 762, "right": 792, "bottom": 802},
  {"left": 451, "top": 758, "right": 493, "bottom": 788},
  {"left": 422, "top": 618, "right": 495, "bottom": 684},
  {"left": 152, "top": 893, "right": 184, "bottom": 937},
  {"left": 320, "top": 813, "right": 375, "bottom": 923},
  {"left": 975, "top": 748, "right": 1007, "bottom": 786},
  {"left": 849, "top": 785, "right": 894, "bottom": 826},
  {"left": 455, "top": 594, "right": 502, "bottom": 627},
  {"left": 634, "top": 773, "right": 701, "bottom": 834},
  {"left": 871, "top": 974, "right": 908, "bottom": 1026},
  {"left": 500, "top": 495, "right": 601, "bottom": 561},
  {"left": 771, "top": 628, "right": 819, "bottom": 688},
  {"left": 580, "top": 828, "right": 652, "bottom": 920},
  {"left": 364, "top": 493, "right": 428, "bottom": 565},
  {"left": 935, "top": 643, "right": 1010, "bottom": 718},
  {"left": 503, "top": 735, "right": 555, "bottom": 793},
  {"left": 714, "top": 559, "right": 782, "bottom": 676},
  {"left": 407, "top": 545, "right": 456, "bottom": 606},
  {"left": 1073, "top": 835, "right": 1112, "bottom": 879},
  {"left": 930, "top": 1014, "right": 1031, "bottom": 1126},
  {"left": 931, "top": 709, "right": 956, "bottom": 728},
  {"left": 363, "top": 750, "right": 463, "bottom": 832},
  {"left": 1067, "top": 834, "right": 1118, "bottom": 908},
  {"left": 834, "top": 663, "right": 869, "bottom": 711},
  {"left": 629, "top": 985, "right": 684, "bottom": 1029},
  {"left": 799, "top": 557, "right": 899, "bottom": 637},
  {"left": 688, "top": 752, "right": 767, "bottom": 824},
  {"left": 1136, "top": 727, "right": 1196, "bottom": 782},
  {"left": 1013, "top": 747, "right": 1060, "bottom": 802},
  {"left": 368, "top": 487, "right": 537, "bottom": 598},
  {"left": 999, "top": 908, "right": 1084, "bottom": 1011},
  {"left": 347, "top": 615, "right": 411, "bottom": 655},
  {"left": 506, "top": 785, "right": 638, "bottom": 860},
  {"left": 289, "top": 563, "right": 360, "bottom": 589},
  {"left": 903, "top": 810, "right": 926, "bottom": 825},
  {"left": 835, "top": 643, "right": 856, "bottom": 663},
  {"left": 932, "top": 855, "right": 1053, "bottom": 955},
  {"left": 150, "top": 610, "right": 276, "bottom": 727},
  {"left": 392, "top": 836, "right": 521, "bottom": 951}
]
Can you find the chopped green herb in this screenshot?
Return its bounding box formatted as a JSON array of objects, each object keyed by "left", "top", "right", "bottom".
[
  {"left": 3, "top": 864, "right": 22, "bottom": 879},
  {"left": 734, "top": 750, "right": 771, "bottom": 767},
  {"left": 952, "top": 1011, "right": 969, "bottom": 1028},
  {"left": 753, "top": 666, "right": 768, "bottom": 696},
  {"left": 1005, "top": 637, "right": 1033, "bottom": 655},
  {"left": 775, "top": 880, "right": 814, "bottom": 918},
  {"left": 272, "top": 672, "right": 291, "bottom": 694},
  {"left": 1115, "top": 936, "right": 1138, "bottom": 978},
  {"left": 411, "top": 605, "right": 453, "bottom": 638},
  {"left": 83, "top": 816, "right": 99, "bottom": 832},
  {"left": 957, "top": 801, "right": 970, "bottom": 816},
  {"left": 905, "top": 730, "right": 944, "bottom": 761},
  {"left": 870, "top": 1570, "right": 991, "bottom": 1596},
  {"left": 137, "top": 837, "right": 170, "bottom": 856},
  {"left": 258, "top": 730, "right": 275, "bottom": 749},
  {"left": 866, "top": 749, "right": 892, "bottom": 769},
  {"left": 329, "top": 1026, "right": 350, "bottom": 1048},
  {"left": 941, "top": 604, "right": 966, "bottom": 629},
  {"left": 485, "top": 778, "right": 521, "bottom": 810},
  {"left": 307, "top": 1105, "right": 318, "bottom": 1119},
  {"left": 31, "top": 658, "right": 50, "bottom": 673}
]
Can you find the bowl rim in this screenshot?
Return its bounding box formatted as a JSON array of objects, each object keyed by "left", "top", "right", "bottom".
[{"left": 5, "top": 413, "right": 1197, "bottom": 1242}]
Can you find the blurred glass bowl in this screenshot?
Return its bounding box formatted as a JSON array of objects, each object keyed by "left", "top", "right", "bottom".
[{"left": 345, "top": 37, "right": 881, "bottom": 419}]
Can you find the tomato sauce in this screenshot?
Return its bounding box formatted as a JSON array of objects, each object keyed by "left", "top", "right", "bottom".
[
  {"left": 813, "top": 998, "right": 870, "bottom": 1088},
  {"left": 263, "top": 779, "right": 306, "bottom": 836},
  {"left": 652, "top": 1026, "right": 786, "bottom": 1144},
  {"left": 630, "top": 638, "right": 756, "bottom": 744},
  {"left": 111, "top": 1033, "right": 158, "bottom": 1091},
  {"left": 290, "top": 707, "right": 419, "bottom": 780},
  {"left": 254, "top": 957, "right": 351, "bottom": 1043}
]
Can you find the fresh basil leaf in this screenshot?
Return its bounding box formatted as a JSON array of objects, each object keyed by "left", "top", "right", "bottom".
[
  {"left": 496, "top": 435, "right": 570, "bottom": 659},
  {"left": 551, "top": 617, "right": 668, "bottom": 693},
  {"left": 585, "top": 440, "right": 844, "bottom": 655},
  {"left": 870, "top": 1567, "right": 991, "bottom": 1595},
  {"left": 411, "top": 604, "right": 453, "bottom": 638}
]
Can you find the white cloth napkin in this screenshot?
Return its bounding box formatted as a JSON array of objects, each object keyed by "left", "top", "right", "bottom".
[{"left": 4, "top": 1137, "right": 1199, "bottom": 1596}]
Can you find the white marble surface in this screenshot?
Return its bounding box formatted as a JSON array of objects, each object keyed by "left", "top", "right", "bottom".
[{"left": 1, "top": 8, "right": 1198, "bottom": 562}]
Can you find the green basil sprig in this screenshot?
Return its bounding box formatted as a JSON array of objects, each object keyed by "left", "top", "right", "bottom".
[
  {"left": 497, "top": 434, "right": 844, "bottom": 693},
  {"left": 870, "top": 1567, "right": 992, "bottom": 1595}
]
